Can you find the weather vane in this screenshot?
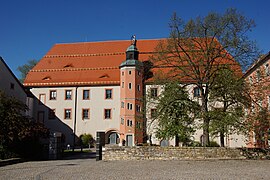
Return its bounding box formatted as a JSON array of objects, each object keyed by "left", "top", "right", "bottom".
[{"left": 131, "top": 35, "right": 136, "bottom": 45}]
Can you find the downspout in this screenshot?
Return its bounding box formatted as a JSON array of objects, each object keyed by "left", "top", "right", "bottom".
[{"left": 73, "top": 87, "right": 78, "bottom": 151}]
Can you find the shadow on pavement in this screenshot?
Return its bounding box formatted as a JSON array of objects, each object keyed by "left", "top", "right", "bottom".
[{"left": 62, "top": 151, "right": 96, "bottom": 160}]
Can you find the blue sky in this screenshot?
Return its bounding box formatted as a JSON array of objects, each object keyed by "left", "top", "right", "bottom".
[{"left": 1, "top": 0, "right": 270, "bottom": 78}]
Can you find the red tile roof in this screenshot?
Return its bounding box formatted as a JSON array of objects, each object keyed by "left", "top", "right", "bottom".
[{"left": 24, "top": 39, "right": 241, "bottom": 87}]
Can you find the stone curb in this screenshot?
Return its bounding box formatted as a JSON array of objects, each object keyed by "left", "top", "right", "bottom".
[{"left": 0, "top": 158, "right": 24, "bottom": 167}]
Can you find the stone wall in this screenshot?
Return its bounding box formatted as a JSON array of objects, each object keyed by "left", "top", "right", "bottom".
[{"left": 103, "top": 146, "right": 246, "bottom": 161}]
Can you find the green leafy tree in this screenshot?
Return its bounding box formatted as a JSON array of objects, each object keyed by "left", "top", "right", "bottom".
[
  {"left": 209, "top": 68, "right": 250, "bottom": 147},
  {"left": 155, "top": 81, "right": 200, "bottom": 146},
  {"left": 0, "top": 91, "right": 49, "bottom": 159},
  {"left": 151, "top": 8, "right": 260, "bottom": 146},
  {"left": 17, "top": 59, "right": 38, "bottom": 82},
  {"left": 80, "top": 133, "right": 94, "bottom": 149}
]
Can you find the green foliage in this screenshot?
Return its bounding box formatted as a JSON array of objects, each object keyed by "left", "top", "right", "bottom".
[
  {"left": 155, "top": 81, "right": 200, "bottom": 146},
  {"left": 209, "top": 68, "right": 249, "bottom": 146},
  {"left": 80, "top": 133, "right": 94, "bottom": 148},
  {"left": 0, "top": 91, "right": 49, "bottom": 159},
  {"left": 152, "top": 8, "right": 260, "bottom": 146},
  {"left": 208, "top": 141, "right": 220, "bottom": 147},
  {"left": 17, "top": 59, "right": 38, "bottom": 82}
]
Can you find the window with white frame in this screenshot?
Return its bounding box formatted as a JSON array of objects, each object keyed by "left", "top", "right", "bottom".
[
  {"left": 104, "top": 109, "right": 112, "bottom": 119},
  {"left": 83, "top": 90, "right": 90, "bottom": 100},
  {"left": 50, "top": 90, "right": 57, "bottom": 100},
  {"left": 105, "top": 89, "right": 112, "bottom": 99},
  {"left": 136, "top": 105, "right": 141, "bottom": 112},
  {"left": 82, "top": 109, "right": 89, "bottom": 119},
  {"left": 127, "top": 103, "right": 133, "bottom": 110},
  {"left": 64, "top": 109, "right": 71, "bottom": 119},
  {"left": 193, "top": 87, "right": 201, "bottom": 97},
  {"left": 150, "top": 88, "right": 158, "bottom": 97},
  {"left": 65, "top": 90, "right": 72, "bottom": 100},
  {"left": 128, "top": 83, "right": 132, "bottom": 89}
]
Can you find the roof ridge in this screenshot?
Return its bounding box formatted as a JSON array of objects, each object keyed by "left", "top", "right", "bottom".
[
  {"left": 30, "top": 66, "right": 119, "bottom": 73},
  {"left": 44, "top": 52, "right": 125, "bottom": 58},
  {"left": 54, "top": 38, "right": 166, "bottom": 45}
]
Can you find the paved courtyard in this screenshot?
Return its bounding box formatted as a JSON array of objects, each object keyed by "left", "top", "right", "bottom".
[{"left": 1, "top": 153, "right": 270, "bottom": 179}]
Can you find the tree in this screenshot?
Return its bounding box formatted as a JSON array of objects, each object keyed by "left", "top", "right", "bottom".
[
  {"left": 17, "top": 59, "right": 38, "bottom": 82},
  {"left": 0, "top": 91, "right": 49, "bottom": 159},
  {"left": 155, "top": 81, "right": 200, "bottom": 146},
  {"left": 151, "top": 8, "right": 260, "bottom": 146},
  {"left": 80, "top": 133, "right": 94, "bottom": 149},
  {"left": 208, "top": 67, "right": 249, "bottom": 147}
]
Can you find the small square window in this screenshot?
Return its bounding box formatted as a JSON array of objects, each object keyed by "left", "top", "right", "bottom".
[
  {"left": 83, "top": 90, "right": 90, "bottom": 100},
  {"left": 50, "top": 90, "right": 57, "bottom": 100},
  {"left": 82, "top": 109, "right": 89, "bottom": 119},
  {"left": 64, "top": 109, "right": 71, "bottom": 119},
  {"left": 127, "top": 103, "right": 133, "bottom": 110},
  {"left": 150, "top": 88, "right": 158, "bottom": 97},
  {"left": 137, "top": 85, "right": 140, "bottom": 91},
  {"left": 193, "top": 87, "right": 201, "bottom": 97},
  {"left": 129, "top": 71, "right": 132, "bottom": 75},
  {"left": 129, "top": 83, "right": 132, "bottom": 89},
  {"left": 105, "top": 89, "right": 112, "bottom": 99},
  {"left": 48, "top": 109, "right": 56, "bottom": 119},
  {"left": 65, "top": 90, "right": 72, "bottom": 100},
  {"left": 104, "top": 109, "right": 112, "bottom": 119}
]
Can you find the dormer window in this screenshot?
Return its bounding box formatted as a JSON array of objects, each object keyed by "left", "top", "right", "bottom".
[
  {"left": 42, "top": 76, "right": 51, "bottom": 81},
  {"left": 63, "top": 64, "right": 73, "bottom": 68}
]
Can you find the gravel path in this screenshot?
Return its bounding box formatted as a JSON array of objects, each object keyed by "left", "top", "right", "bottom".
[{"left": 1, "top": 157, "right": 270, "bottom": 179}]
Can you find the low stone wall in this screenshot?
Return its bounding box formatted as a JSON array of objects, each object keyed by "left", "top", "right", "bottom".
[{"left": 103, "top": 146, "right": 246, "bottom": 161}]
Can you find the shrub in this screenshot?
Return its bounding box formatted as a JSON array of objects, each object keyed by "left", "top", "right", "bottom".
[{"left": 80, "top": 134, "right": 94, "bottom": 148}]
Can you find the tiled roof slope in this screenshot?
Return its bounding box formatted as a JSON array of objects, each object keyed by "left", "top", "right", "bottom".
[
  {"left": 24, "top": 39, "right": 162, "bottom": 87},
  {"left": 24, "top": 38, "right": 242, "bottom": 87}
]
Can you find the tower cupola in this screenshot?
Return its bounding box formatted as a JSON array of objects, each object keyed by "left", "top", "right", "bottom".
[{"left": 126, "top": 35, "right": 139, "bottom": 60}]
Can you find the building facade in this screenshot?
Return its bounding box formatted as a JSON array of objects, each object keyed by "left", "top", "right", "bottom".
[
  {"left": 244, "top": 52, "right": 270, "bottom": 148},
  {"left": 24, "top": 38, "right": 247, "bottom": 147}
]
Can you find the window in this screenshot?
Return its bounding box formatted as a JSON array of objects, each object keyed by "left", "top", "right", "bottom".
[
  {"left": 105, "top": 89, "right": 112, "bottom": 99},
  {"left": 82, "top": 109, "right": 89, "bottom": 119},
  {"left": 256, "top": 70, "right": 261, "bottom": 82},
  {"left": 138, "top": 70, "right": 141, "bottom": 76},
  {"left": 39, "top": 94, "right": 46, "bottom": 105},
  {"left": 137, "top": 85, "right": 140, "bottom": 92},
  {"left": 65, "top": 90, "right": 72, "bottom": 100},
  {"left": 122, "top": 82, "right": 124, "bottom": 88},
  {"left": 122, "top": 71, "right": 124, "bottom": 76},
  {"left": 150, "top": 88, "right": 158, "bottom": 97},
  {"left": 136, "top": 105, "right": 141, "bottom": 112},
  {"left": 127, "top": 103, "right": 133, "bottom": 110},
  {"left": 50, "top": 90, "right": 57, "bottom": 100},
  {"left": 258, "top": 100, "right": 263, "bottom": 111},
  {"left": 64, "top": 109, "right": 71, "bottom": 119},
  {"left": 249, "top": 76, "right": 253, "bottom": 84},
  {"left": 83, "top": 90, "right": 90, "bottom": 100},
  {"left": 121, "top": 118, "right": 124, "bottom": 125},
  {"left": 129, "top": 71, "right": 132, "bottom": 75},
  {"left": 151, "top": 109, "right": 157, "bottom": 118},
  {"left": 128, "top": 83, "right": 132, "bottom": 89},
  {"left": 193, "top": 87, "right": 201, "bottom": 97},
  {"left": 10, "top": 83, "right": 14, "bottom": 90},
  {"left": 37, "top": 111, "right": 45, "bottom": 123},
  {"left": 127, "top": 119, "right": 132, "bottom": 127},
  {"left": 104, "top": 109, "right": 112, "bottom": 119},
  {"left": 265, "top": 64, "right": 269, "bottom": 76},
  {"left": 48, "top": 109, "right": 56, "bottom": 119},
  {"left": 121, "top": 102, "right": 124, "bottom": 108}
]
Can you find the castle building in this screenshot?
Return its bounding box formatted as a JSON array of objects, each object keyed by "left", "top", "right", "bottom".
[
  {"left": 24, "top": 37, "right": 246, "bottom": 147},
  {"left": 243, "top": 52, "right": 270, "bottom": 148}
]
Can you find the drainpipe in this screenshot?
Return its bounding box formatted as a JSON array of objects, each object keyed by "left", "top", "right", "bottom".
[{"left": 73, "top": 87, "right": 78, "bottom": 151}]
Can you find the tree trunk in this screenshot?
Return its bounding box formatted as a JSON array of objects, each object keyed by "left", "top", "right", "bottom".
[
  {"left": 201, "top": 91, "right": 210, "bottom": 147},
  {"left": 220, "top": 131, "right": 225, "bottom": 147},
  {"left": 175, "top": 135, "right": 180, "bottom": 147}
]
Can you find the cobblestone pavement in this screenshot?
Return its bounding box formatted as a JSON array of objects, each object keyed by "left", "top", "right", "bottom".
[{"left": 1, "top": 154, "right": 270, "bottom": 180}]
